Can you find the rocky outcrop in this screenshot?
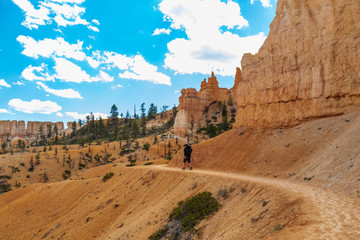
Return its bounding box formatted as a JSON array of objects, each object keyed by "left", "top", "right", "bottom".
[
  {"left": 174, "top": 71, "right": 238, "bottom": 137},
  {"left": 0, "top": 121, "right": 64, "bottom": 141},
  {"left": 234, "top": 0, "right": 360, "bottom": 128},
  {"left": 0, "top": 121, "right": 26, "bottom": 139}
]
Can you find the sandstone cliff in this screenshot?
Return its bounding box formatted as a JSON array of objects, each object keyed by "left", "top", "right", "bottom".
[
  {"left": 234, "top": 0, "right": 360, "bottom": 128},
  {"left": 0, "top": 121, "right": 64, "bottom": 141},
  {"left": 174, "top": 71, "right": 239, "bottom": 137}
]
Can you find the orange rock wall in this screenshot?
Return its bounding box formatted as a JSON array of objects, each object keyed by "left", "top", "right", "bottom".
[
  {"left": 174, "top": 71, "right": 238, "bottom": 137},
  {"left": 0, "top": 121, "right": 64, "bottom": 140},
  {"left": 234, "top": 0, "right": 360, "bottom": 128}
]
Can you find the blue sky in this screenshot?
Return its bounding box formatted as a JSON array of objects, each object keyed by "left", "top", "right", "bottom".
[{"left": 0, "top": 0, "right": 276, "bottom": 124}]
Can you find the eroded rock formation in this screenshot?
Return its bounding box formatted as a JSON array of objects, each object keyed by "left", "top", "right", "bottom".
[
  {"left": 234, "top": 0, "right": 360, "bottom": 128},
  {"left": 0, "top": 121, "right": 65, "bottom": 141},
  {"left": 174, "top": 71, "right": 238, "bottom": 137},
  {"left": 176, "top": 0, "right": 360, "bottom": 135}
]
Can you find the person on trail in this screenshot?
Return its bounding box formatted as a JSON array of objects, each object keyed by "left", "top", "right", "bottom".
[{"left": 182, "top": 144, "right": 193, "bottom": 170}]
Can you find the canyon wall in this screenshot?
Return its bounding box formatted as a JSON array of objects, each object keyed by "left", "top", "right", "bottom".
[
  {"left": 234, "top": 0, "right": 360, "bottom": 128},
  {"left": 174, "top": 71, "right": 240, "bottom": 137},
  {"left": 0, "top": 121, "right": 66, "bottom": 141}
]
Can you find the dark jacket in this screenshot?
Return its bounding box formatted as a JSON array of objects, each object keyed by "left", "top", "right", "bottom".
[{"left": 184, "top": 145, "right": 192, "bottom": 158}]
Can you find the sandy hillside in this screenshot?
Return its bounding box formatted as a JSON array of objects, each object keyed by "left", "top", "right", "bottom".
[{"left": 0, "top": 112, "right": 359, "bottom": 239}]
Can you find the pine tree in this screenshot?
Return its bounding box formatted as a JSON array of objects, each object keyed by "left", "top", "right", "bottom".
[{"left": 140, "top": 103, "right": 146, "bottom": 136}]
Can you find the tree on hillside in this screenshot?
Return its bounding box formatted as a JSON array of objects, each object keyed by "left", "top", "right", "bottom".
[
  {"left": 110, "top": 104, "right": 119, "bottom": 128},
  {"left": 140, "top": 103, "right": 146, "bottom": 136},
  {"left": 133, "top": 105, "right": 138, "bottom": 119},
  {"left": 148, "top": 103, "right": 157, "bottom": 119},
  {"left": 71, "top": 121, "right": 77, "bottom": 137},
  {"left": 110, "top": 104, "right": 119, "bottom": 118},
  {"left": 161, "top": 105, "right": 169, "bottom": 117}
]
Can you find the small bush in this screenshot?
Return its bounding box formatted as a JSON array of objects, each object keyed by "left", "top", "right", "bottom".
[
  {"left": 149, "top": 226, "right": 169, "bottom": 240},
  {"left": 144, "top": 162, "right": 153, "bottom": 165},
  {"left": 102, "top": 172, "right": 114, "bottom": 182},
  {"left": 169, "top": 191, "right": 220, "bottom": 231}
]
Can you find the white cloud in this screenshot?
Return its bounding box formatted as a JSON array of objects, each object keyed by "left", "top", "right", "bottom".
[
  {"left": 17, "top": 36, "right": 86, "bottom": 61},
  {"left": 87, "top": 25, "right": 99, "bottom": 32},
  {"left": 111, "top": 84, "right": 123, "bottom": 90},
  {"left": 54, "top": 58, "right": 113, "bottom": 83},
  {"left": 157, "top": 0, "right": 267, "bottom": 76},
  {"left": 174, "top": 90, "right": 180, "bottom": 94},
  {"left": 92, "top": 19, "right": 100, "bottom": 25},
  {"left": 12, "top": 0, "right": 50, "bottom": 29},
  {"left": 36, "top": 82, "right": 83, "bottom": 99},
  {"left": 22, "top": 64, "right": 54, "bottom": 81},
  {"left": 9, "top": 99, "right": 62, "bottom": 114},
  {"left": 65, "top": 111, "right": 108, "bottom": 120},
  {"left": 103, "top": 52, "right": 171, "bottom": 85},
  {"left": 0, "top": 79, "right": 11, "bottom": 88},
  {"left": 12, "top": 0, "right": 95, "bottom": 30},
  {"left": 13, "top": 81, "right": 25, "bottom": 86},
  {"left": 152, "top": 28, "right": 171, "bottom": 35},
  {"left": 0, "top": 109, "right": 9, "bottom": 114},
  {"left": 56, "top": 112, "right": 64, "bottom": 117},
  {"left": 251, "top": 0, "right": 272, "bottom": 8}
]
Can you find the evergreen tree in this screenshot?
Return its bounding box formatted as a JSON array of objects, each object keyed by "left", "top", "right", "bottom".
[
  {"left": 110, "top": 104, "right": 119, "bottom": 128},
  {"left": 133, "top": 105, "right": 137, "bottom": 119},
  {"left": 148, "top": 103, "right": 157, "bottom": 119},
  {"left": 110, "top": 104, "right": 119, "bottom": 118},
  {"left": 140, "top": 103, "right": 146, "bottom": 136},
  {"left": 71, "top": 121, "right": 77, "bottom": 137}
]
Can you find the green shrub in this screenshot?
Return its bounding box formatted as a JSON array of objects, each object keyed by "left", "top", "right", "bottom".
[
  {"left": 102, "top": 172, "right": 114, "bottom": 182},
  {"left": 169, "top": 191, "right": 219, "bottom": 232},
  {"left": 144, "top": 162, "right": 153, "bottom": 165},
  {"left": 148, "top": 226, "right": 169, "bottom": 240}
]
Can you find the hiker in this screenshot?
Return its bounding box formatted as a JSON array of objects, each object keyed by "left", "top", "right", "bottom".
[{"left": 182, "top": 144, "right": 193, "bottom": 170}]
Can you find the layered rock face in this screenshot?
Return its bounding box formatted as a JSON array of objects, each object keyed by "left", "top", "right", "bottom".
[
  {"left": 234, "top": 0, "right": 360, "bottom": 128},
  {"left": 0, "top": 121, "right": 64, "bottom": 140},
  {"left": 0, "top": 121, "right": 26, "bottom": 139},
  {"left": 174, "top": 71, "right": 239, "bottom": 137}
]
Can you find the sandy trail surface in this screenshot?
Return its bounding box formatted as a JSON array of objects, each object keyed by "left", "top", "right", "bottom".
[{"left": 146, "top": 165, "right": 360, "bottom": 240}]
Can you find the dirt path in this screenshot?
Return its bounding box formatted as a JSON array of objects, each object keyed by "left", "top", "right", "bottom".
[{"left": 144, "top": 165, "right": 360, "bottom": 240}]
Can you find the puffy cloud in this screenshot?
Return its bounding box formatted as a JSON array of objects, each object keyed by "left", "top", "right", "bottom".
[
  {"left": 157, "top": 0, "right": 267, "bottom": 76},
  {"left": 65, "top": 111, "right": 108, "bottom": 120},
  {"left": 152, "top": 28, "right": 171, "bottom": 35},
  {"left": 12, "top": 0, "right": 50, "bottom": 29},
  {"left": 174, "top": 90, "right": 180, "bottom": 94},
  {"left": 8, "top": 99, "right": 62, "bottom": 114},
  {"left": 54, "top": 58, "right": 113, "bottom": 83},
  {"left": 0, "top": 79, "right": 11, "bottom": 88},
  {"left": 92, "top": 19, "right": 100, "bottom": 25},
  {"left": 104, "top": 52, "right": 171, "bottom": 85},
  {"left": 12, "top": 0, "right": 97, "bottom": 30},
  {"left": 0, "top": 109, "right": 9, "bottom": 114},
  {"left": 56, "top": 112, "right": 64, "bottom": 117},
  {"left": 251, "top": 0, "right": 272, "bottom": 8},
  {"left": 22, "top": 64, "right": 54, "bottom": 81},
  {"left": 36, "top": 82, "right": 83, "bottom": 99},
  {"left": 17, "top": 36, "right": 86, "bottom": 61}
]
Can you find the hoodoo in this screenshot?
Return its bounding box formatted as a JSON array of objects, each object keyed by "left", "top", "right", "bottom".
[
  {"left": 234, "top": 0, "right": 360, "bottom": 128},
  {"left": 174, "top": 70, "right": 240, "bottom": 137}
]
